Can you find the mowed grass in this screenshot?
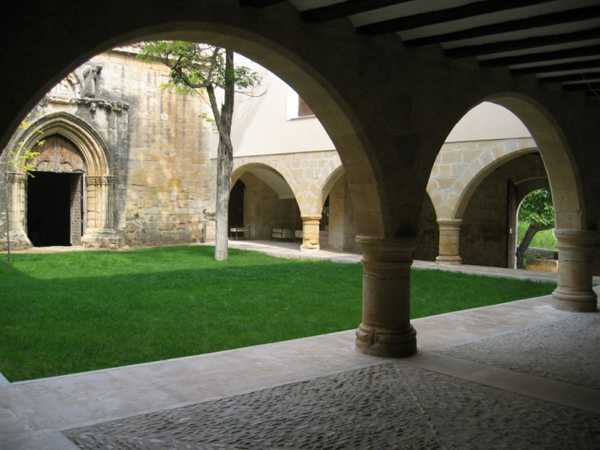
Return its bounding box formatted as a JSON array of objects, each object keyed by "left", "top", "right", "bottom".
[{"left": 0, "top": 246, "right": 555, "bottom": 381}]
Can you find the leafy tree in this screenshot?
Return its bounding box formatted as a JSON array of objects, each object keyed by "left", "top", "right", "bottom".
[
  {"left": 138, "top": 41, "right": 261, "bottom": 261},
  {"left": 3, "top": 119, "right": 42, "bottom": 270},
  {"left": 516, "top": 188, "right": 555, "bottom": 268}
]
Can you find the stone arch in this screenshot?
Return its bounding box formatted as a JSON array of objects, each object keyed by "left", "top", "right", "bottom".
[
  {"left": 17, "top": 112, "right": 110, "bottom": 177},
  {"left": 484, "top": 95, "right": 587, "bottom": 231},
  {"left": 13, "top": 112, "right": 117, "bottom": 248},
  {"left": 444, "top": 142, "right": 539, "bottom": 221},
  {"left": 317, "top": 155, "right": 344, "bottom": 208},
  {"left": 232, "top": 161, "right": 302, "bottom": 240},
  {"left": 232, "top": 161, "right": 300, "bottom": 205}
]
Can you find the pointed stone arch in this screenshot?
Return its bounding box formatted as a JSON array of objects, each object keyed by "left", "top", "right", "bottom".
[{"left": 11, "top": 112, "right": 117, "bottom": 248}]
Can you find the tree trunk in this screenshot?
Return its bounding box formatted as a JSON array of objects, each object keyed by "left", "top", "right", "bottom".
[
  {"left": 212, "top": 49, "right": 235, "bottom": 261},
  {"left": 5, "top": 175, "right": 11, "bottom": 271},
  {"left": 516, "top": 222, "right": 552, "bottom": 268}
]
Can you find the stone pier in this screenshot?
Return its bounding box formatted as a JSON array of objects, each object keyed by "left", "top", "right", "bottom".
[
  {"left": 552, "top": 229, "right": 598, "bottom": 312},
  {"left": 436, "top": 218, "right": 463, "bottom": 265},
  {"left": 355, "top": 236, "right": 417, "bottom": 357},
  {"left": 300, "top": 214, "right": 321, "bottom": 252}
]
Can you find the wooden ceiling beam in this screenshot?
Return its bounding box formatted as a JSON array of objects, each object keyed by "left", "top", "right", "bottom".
[
  {"left": 538, "top": 72, "right": 600, "bottom": 84},
  {"left": 356, "top": 0, "right": 554, "bottom": 37},
  {"left": 445, "top": 28, "right": 600, "bottom": 59},
  {"left": 479, "top": 44, "right": 600, "bottom": 68},
  {"left": 511, "top": 59, "right": 600, "bottom": 76},
  {"left": 239, "top": 0, "right": 286, "bottom": 8},
  {"left": 301, "top": 0, "right": 415, "bottom": 23},
  {"left": 564, "top": 81, "right": 600, "bottom": 91},
  {"left": 404, "top": 5, "right": 600, "bottom": 46}
]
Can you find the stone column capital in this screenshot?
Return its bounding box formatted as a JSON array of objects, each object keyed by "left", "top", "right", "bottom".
[
  {"left": 436, "top": 218, "right": 463, "bottom": 231},
  {"left": 554, "top": 229, "right": 598, "bottom": 249},
  {"left": 356, "top": 235, "right": 418, "bottom": 262},
  {"left": 300, "top": 214, "right": 322, "bottom": 224}
]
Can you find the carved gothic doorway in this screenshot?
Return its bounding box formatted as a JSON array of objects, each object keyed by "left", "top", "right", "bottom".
[{"left": 26, "top": 135, "right": 85, "bottom": 247}]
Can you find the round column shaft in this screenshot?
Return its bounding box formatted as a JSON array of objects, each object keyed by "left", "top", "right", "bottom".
[
  {"left": 300, "top": 214, "right": 321, "bottom": 252},
  {"left": 436, "top": 218, "right": 462, "bottom": 265},
  {"left": 552, "top": 229, "right": 598, "bottom": 312},
  {"left": 355, "top": 236, "right": 417, "bottom": 357}
]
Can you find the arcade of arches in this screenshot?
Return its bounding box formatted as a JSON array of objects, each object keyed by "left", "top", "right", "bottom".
[{"left": 1, "top": 0, "right": 599, "bottom": 359}]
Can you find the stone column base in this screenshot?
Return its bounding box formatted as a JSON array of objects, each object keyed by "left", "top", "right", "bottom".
[
  {"left": 551, "top": 288, "right": 597, "bottom": 312},
  {"left": 0, "top": 230, "right": 32, "bottom": 251},
  {"left": 81, "top": 229, "right": 120, "bottom": 249},
  {"left": 355, "top": 323, "right": 417, "bottom": 357},
  {"left": 435, "top": 255, "right": 463, "bottom": 265}
]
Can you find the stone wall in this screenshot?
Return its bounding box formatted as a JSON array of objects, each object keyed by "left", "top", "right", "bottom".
[
  {"left": 102, "top": 51, "right": 213, "bottom": 247},
  {"left": 0, "top": 49, "right": 215, "bottom": 249},
  {"left": 326, "top": 174, "right": 358, "bottom": 253}
]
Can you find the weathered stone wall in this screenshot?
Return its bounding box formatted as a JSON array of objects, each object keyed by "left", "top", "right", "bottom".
[{"left": 100, "top": 51, "right": 213, "bottom": 247}]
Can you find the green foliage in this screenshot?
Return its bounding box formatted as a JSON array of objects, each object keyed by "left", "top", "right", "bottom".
[
  {"left": 137, "top": 41, "right": 261, "bottom": 97},
  {"left": 9, "top": 119, "right": 43, "bottom": 175},
  {"left": 518, "top": 221, "right": 557, "bottom": 250},
  {"left": 519, "top": 189, "right": 555, "bottom": 228},
  {"left": 0, "top": 246, "right": 555, "bottom": 381}
]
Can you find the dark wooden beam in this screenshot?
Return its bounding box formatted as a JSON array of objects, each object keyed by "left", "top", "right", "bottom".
[
  {"left": 356, "top": 0, "right": 554, "bottom": 37},
  {"left": 564, "top": 81, "right": 600, "bottom": 92},
  {"left": 302, "top": 0, "right": 415, "bottom": 23},
  {"left": 479, "top": 44, "right": 600, "bottom": 68},
  {"left": 511, "top": 59, "right": 600, "bottom": 76},
  {"left": 445, "top": 28, "right": 600, "bottom": 59},
  {"left": 403, "top": 5, "right": 600, "bottom": 46},
  {"left": 239, "top": 0, "right": 286, "bottom": 8},
  {"left": 538, "top": 72, "right": 600, "bottom": 84}
]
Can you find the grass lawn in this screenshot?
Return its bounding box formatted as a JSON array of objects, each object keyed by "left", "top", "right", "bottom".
[{"left": 0, "top": 246, "right": 556, "bottom": 382}]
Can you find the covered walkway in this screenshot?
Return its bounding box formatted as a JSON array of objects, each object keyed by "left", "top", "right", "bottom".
[{"left": 2, "top": 242, "right": 599, "bottom": 449}]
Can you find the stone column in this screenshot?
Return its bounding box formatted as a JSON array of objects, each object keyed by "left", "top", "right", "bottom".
[
  {"left": 552, "top": 229, "right": 598, "bottom": 312},
  {"left": 355, "top": 236, "right": 417, "bottom": 357},
  {"left": 81, "top": 175, "right": 119, "bottom": 248},
  {"left": 300, "top": 214, "right": 321, "bottom": 252},
  {"left": 4, "top": 173, "right": 31, "bottom": 249},
  {"left": 436, "top": 218, "right": 462, "bottom": 265}
]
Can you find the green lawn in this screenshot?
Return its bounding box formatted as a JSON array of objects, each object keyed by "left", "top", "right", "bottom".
[{"left": 0, "top": 246, "right": 556, "bottom": 382}]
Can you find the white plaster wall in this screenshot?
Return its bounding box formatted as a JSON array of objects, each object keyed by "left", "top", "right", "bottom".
[
  {"left": 209, "top": 56, "right": 335, "bottom": 159},
  {"left": 445, "top": 102, "right": 531, "bottom": 142},
  {"left": 211, "top": 58, "right": 531, "bottom": 158}
]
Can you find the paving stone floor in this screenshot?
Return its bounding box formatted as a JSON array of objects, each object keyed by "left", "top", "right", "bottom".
[
  {"left": 437, "top": 314, "right": 600, "bottom": 391},
  {"left": 64, "top": 361, "right": 600, "bottom": 450}
]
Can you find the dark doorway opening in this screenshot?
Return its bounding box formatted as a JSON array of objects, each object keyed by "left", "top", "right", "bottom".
[
  {"left": 229, "top": 180, "right": 246, "bottom": 229},
  {"left": 27, "top": 172, "right": 83, "bottom": 247}
]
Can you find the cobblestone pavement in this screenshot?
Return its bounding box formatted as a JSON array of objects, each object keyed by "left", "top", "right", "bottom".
[
  {"left": 64, "top": 362, "right": 600, "bottom": 450},
  {"left": 436, "top": 314, "right": 600, "bottom": 390}
]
